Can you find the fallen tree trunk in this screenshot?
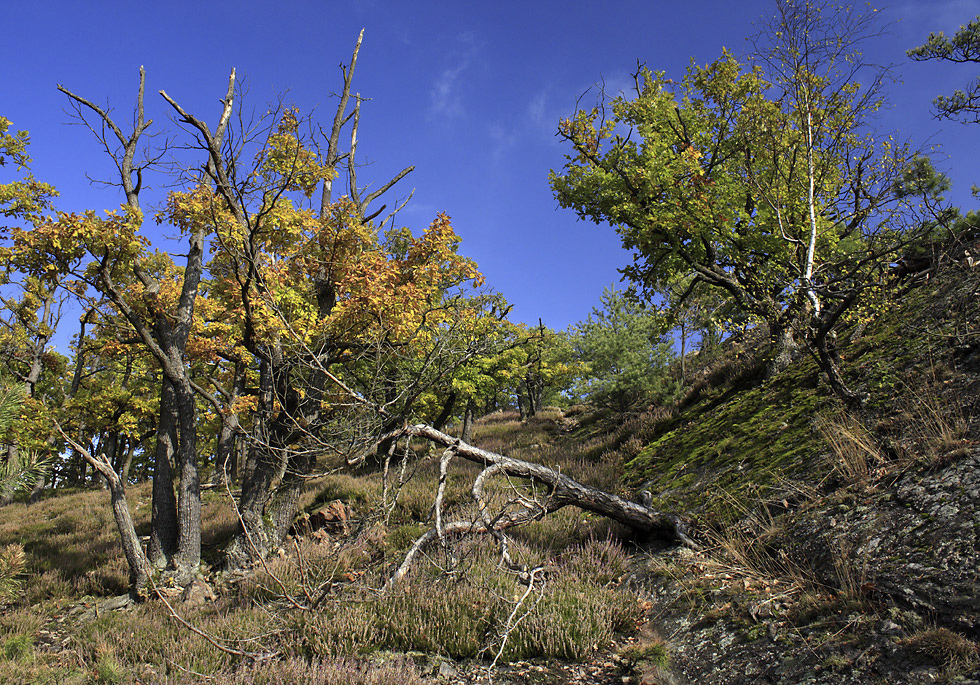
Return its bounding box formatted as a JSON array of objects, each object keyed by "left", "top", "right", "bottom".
[{"left": 386, "top": 423, "right": 694, "bottom": 587}]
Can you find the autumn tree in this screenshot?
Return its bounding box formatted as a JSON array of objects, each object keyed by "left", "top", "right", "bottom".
[
  {"left": 139, "top": 32, "right": 487, "bottom": 566},
  {"left": 2, "top": 66, "right": 237, "bottom": 586},
  {"left": 0, "top": 116, "right": 63, "bottom": 503},
  {"left": 2, "top": 34, "right": 698, "bottom": 598}
]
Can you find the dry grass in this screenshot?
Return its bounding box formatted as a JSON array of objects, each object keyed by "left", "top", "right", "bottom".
[
  {"left": 904, "top": 383, "right": 971, "bottom": 466},
  {"left": 230, "top": 657, "right": 434, "bottom": 685},
  {"left": 700, "top": 521, "right": 815, "bottom": 601},
  {"left": 0, "top": 408, "right": 651, "bottom": 681},
  {"left": 816, "top": 412, "right": 886, "bottom": 483},
  {"left": 905, "top": 627, "right": 980, "bottom": 675}
]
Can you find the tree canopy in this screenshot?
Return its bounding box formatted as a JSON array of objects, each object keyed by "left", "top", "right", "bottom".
[{"left": 551, "top": 0, "right": 926, "bottom": 402}]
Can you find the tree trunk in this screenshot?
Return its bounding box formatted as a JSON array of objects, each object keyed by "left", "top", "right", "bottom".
[
  {"left": 680, "top": 320, "right": 687, "bottom": 385},
  {"left": 210, "top": 417, "right": 239, "bottom": 487},
  {"left": 432, "top": 390, "right": 457, "bottom": 432},
  {"left": 120, "top": 439, "right": 135, "bottom": 485},
  {"left": 148, "top": 378, "right": 179, "bottom": 569},
  {"left": 460, "top": 400, "right": 476, "bottom": 444},
  {"left": 56, "top": 425, "right": 152, "bottom": 591},
  {"left": 516, "top": 391, "right": 529, "bottom": 422},
  {"left": 813, "top": 329, "right": 863, "bottom": 407},
  {"left": 225, "top": 359, "right": 286, "bottom": 567},
  {"left": 526, "top": 374, "right": 544, "bottom": 416},
  {"left": 27, "top": 472, "right": 45, "bottom": 505},
  {"left": 210, "top": 363, "right": 245, "bottom": 486},
  {"left": 172, "top": 380, "right": 202, "bottom": 580},
  {"left": 766, "top": 322, "right": 799, "bottom": 378},
  {"left": 265, "top": 450, "right": 316, "bottom": 546}
]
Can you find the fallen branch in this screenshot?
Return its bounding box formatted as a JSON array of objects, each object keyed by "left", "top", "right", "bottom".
[{"left": 385, "top": 423, "right": 695, "bottom": 587}]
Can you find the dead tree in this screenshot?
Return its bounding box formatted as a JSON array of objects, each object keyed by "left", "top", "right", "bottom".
[
  {"left": 154, "top": 31, "right": 416, "bottom": 568},
  {"left": 377, "top": 424, "right": 694, "bottom": 587},
  {"left": 55, "top": 423, "right": 153, "bottom": 591}
]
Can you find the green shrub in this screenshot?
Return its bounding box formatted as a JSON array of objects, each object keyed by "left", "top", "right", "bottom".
[
  {"left": 93, "top": 649, "right": 127, "bottom": 684},
  {"left": 3, "top": 633, "right": 33, "bottom": 662},
  {"left": 376, "top": 578, "right": 496, "bottom": 659}
]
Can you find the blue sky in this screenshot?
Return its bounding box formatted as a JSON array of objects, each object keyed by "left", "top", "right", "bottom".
[{"left": 2, "top": 0, "right": 979, "bottom": 340}]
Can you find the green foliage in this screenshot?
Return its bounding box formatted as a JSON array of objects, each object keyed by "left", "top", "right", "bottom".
[
  {"left": 2, "top": 633, "right": 33, "bottom": 662},
  {"left": 622, "top": 640, "right": 670, "bottom": 668},
  {"left": 0, "top": 384, "right": 52, "bottom": 499},
  {"left": 570, "top": 286, "right": 680, "bottom": 410},
  {"left": 908, "top": 16, "right": 980, "bottom": 123},
  {"left": 0, "top": 116, "right": 58, "bottom": 224},
  {"left": 551, "top": 2, "right": 921, "bottom": 402}
]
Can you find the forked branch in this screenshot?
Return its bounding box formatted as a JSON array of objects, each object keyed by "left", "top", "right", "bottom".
[{"left": 385, "top": 423, "right": 695, "bottom": 588}]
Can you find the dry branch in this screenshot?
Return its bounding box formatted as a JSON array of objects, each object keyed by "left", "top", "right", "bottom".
[{"left": 385, "top": 423, "right": 695, "bottom": 587}]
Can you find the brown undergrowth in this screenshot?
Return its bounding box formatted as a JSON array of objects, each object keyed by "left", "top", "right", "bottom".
[{"left": 0, "top": 409, "right": 650, "bottom": 683}]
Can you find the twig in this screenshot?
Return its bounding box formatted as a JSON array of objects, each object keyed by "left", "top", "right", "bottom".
[
  {"left": 487, "top": 566, "right": 546, "bottom": 684},
  {"left": 148, "top": 574, "right": 279, "bottom": 661}
]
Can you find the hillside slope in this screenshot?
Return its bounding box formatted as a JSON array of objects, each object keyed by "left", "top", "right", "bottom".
[
  {"left": 0, "top": 264, "right": 976, "bottom": 684},
  {"left": 607, "top": 261, "right": 980, "bottom": 683}
]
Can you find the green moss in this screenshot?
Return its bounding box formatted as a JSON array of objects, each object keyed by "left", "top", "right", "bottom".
[
  {"left": 625, "top": 352, "right": 830, "bottom": 521},
  {"left": 621, "top": 266, "right": 980, "bottom": 523},
  {"left": 622, "top": 640, "right": 670, "bottom": 667},
  {"left": 3, "top": 633, "right": 34, "bottom": 662}
]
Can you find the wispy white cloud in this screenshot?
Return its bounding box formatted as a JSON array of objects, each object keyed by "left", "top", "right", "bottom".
[
  {"left": 429, "top": 33, "right": 480, "bottom": 119},
  {"left": 528, "top": 91, "right": 549, "bottom": 126},
  {"left": 487, "top": 123, "right": 517, "bottom": 163},
  {"left": 431, "top": 61, "right": 470, "bottom": 118},
  {"left": 522, "top": 72, "right": 635, "bottom": 146}
]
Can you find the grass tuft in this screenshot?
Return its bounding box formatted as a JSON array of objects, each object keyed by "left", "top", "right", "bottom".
[{"left": 905, "top": 627, "right": 979, "bottom": 675}]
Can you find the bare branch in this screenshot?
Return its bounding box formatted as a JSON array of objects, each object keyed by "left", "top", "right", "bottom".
[
  {"left": 58, "top": 66, "right": 153, "bottom": 209},
  {"left": 383, "top": 423, "right": 695, "bottom": 587}
]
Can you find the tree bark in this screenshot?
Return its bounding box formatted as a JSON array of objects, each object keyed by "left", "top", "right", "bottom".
[
  {"left": 173, "top": 379, "right": 202, "bottom": 579},
  {"left": 460, "top": 400, "right": 476, "bottom": 444},
  {"left": 432, "top": 390, "right": 457, "bottom": 432},
  {"left": 56, "top": 424, "right": 152, "bottom": 591},
  {"left": 148, "top": 377, "right": 179, "bottom": 569},
  {"left": 766, "top": 322, "right": 800, "bottom": 378}
]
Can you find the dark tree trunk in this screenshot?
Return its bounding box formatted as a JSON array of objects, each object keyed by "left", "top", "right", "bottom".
[
  {"left": 813, "top": 328, "right": 863, "bottom": 407},
  {"left": 516, "top": 391, "right": 530, "bottom": 422},
  {"left": 27, "top": 473, "right": 45, "bottom": 504},
  {"left": 210, "top": 418, "right": 239, "bottom": 486},
  {"left": 228, "top": 414, "right": 305, "bottom": 565},
  {"left": 524, "top": 373, "right": 544, "bottom": 417},
  {"left": 227, "top": 354, "right": 327, "bottom": 568},
  {"left": 460, "top": 399, "right": 476, "bottom": 444},
  {"left": 432, "top": 390, "right": 457, "bottom": 432},
  {"left": 120, "top": 439, "right": 135, "bottom": 485},
  {"left": 148, "top": 378, "right": 179, "bottom": 568},
  {"left": 766, "top": 322, "right": 800, "bottom": 378},
  {"left": 210, "top": 361, "right": 245, "bottom": 486},
  {"left": 173, "top": 380, "right": 202, "bottom": 579},
  {"left": 226, "top": 358, "right": 284, "bottom": 567},
  {"left": 680, "top": 320, "right": 687, "bottom": 385}
]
